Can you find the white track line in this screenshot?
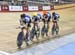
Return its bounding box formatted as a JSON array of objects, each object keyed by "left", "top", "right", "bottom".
[{"left": 0, "top": 51, "right": 10, "bottom": 55}]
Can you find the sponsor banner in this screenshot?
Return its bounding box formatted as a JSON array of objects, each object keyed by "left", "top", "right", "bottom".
[
  {"left": 38, "top": 5, "right": 42, "bottom": 11},
  {"left": 43, "top": 6, "right": 50, "bottom": 10},
  {"left": 9, "top": 6, "right": 22, "bottom": 11},
  {"left": 0, "top": 6, "right": 1, "bottom": 11},
  {"left": 28, "top": 6, "right": 38, "bottom": 11},
  {"left": 1, "top": 5, "right": 9, "bottom": 12},
  {"left": 23, "top": 6, "right": 28, "bottom": 11},
  {"left": 50, "top": 5, "right": 54, "bottom": 10}
]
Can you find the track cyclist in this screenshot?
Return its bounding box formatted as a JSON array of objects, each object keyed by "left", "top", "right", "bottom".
[
  {"left": 52, "top": 12, "right": 60, "bottom": 35},
  {"left": 20, "top": 13, "right": 31, "bottom": 46},
  {"left": 47, "top": 11, "right": 51, "bottom": 29},
  {"left": 41, "top": 11, "right": 49, "bottom": 37},
  {"left": 31, "top": 12, "right": 41, "bottom": 40}
]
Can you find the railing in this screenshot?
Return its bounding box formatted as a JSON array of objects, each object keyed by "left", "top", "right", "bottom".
[{"left": 0, "top": 0, "right": 52, "bottom": 6}]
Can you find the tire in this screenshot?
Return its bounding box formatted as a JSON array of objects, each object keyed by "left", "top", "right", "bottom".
[
  {"left": 52, "top": 25, "right": 55, "bottom": 35},
  {"left": 30, "top": 31, "right": 34, "bottom": 41},
  {"left": 30, "top": 28, "right": 35, "bottom": 41},
  {"left": 41, "top": 26, "right": 44, "bottom": 36},
  {"left": 17, "top": 32, "right": 23, "bottom": 48}
]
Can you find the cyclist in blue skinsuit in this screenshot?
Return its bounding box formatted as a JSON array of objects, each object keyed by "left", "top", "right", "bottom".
[
  {"left": 52, "top": 12, "right": 60, "bottom": 24},
  {"left": 25, "top": 15, "right": 31, "bottom": 45},
  {"left": 47, "top": 12, "right": 51, "bottom": 22},
  {"left": 47, "top": 12, "right": 51, "bottom": 29},
  {"left": 20, "top": 13, "right": 31, "bottom": 27},
  {"left": 32, "top": 13, "right": 41, "bottom": 29},
  {"left": 24, "top": 15, "right": 31, "bottom": 27},
  {"left": 52, "top": 12, "right": 60, "bottom": 35},
  {"left": 37, "top": 13, "right": 42, "bottom": 21},
  {"left": 41, "top": 11, "right": 49, "bottom": 37},
  {"left": 31, "top": 12, "right": 41, "bottom": 40},
  {"left": 20, "top": 13, "right": 31, "bottom": 46}
]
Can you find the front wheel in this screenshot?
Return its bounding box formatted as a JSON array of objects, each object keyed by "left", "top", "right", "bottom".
[{"left": 17, "top": 32, "right": 23, "bottom": 48}]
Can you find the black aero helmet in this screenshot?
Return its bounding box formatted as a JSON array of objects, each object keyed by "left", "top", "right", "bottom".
[
  {"left": 20, "top": 13, "right": 26, "bottom": 18},
  {"left": 52, "top": 12, "right": 55, "bottom": 16}
]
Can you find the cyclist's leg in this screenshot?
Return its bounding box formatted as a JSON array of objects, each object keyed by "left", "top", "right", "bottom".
[
  {"left": 30, "top": 23, "right": 33, "bottom": 40},
  {"left": 21, "top": 27, "right": 28, "bottom": 46},
  {"left": 41, "top": 22, "right": 45, "bottom": 37},
  {"left": 56, "top": 21, "right": 59, "bottom": 35},
  {"left": 26, "top": 28, "right": 30, "bottom": 46},
  {"left": 31, "top": 22, "right": 37, "bottom": 41},
  {"left": 34, "top": 22, "right": 39, "bottom": 40},
  {"left": 25, "top": 23, "right": 31, "bottom": 46},
  {"left": 44, "top": 20, "right": 48, "bottom": 37},
  {"left": 47, "top": 18, "right": 50, "bottom": 29},
  {"left": 27, "top": 24, "right": 31, "bottom": 40},
  {"left": 36, "top": 21, "right": 40, "bottom": 38},
  {"left": 56, "top": 21, "right": 59, "bottom": 29},
  {"left": 52, "top": 21, "right": 56, "bottom": 35},
  {"left": 44, "top": 22, "right": 48, "bottom": 37}
]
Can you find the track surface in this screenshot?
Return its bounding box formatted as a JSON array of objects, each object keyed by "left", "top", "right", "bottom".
[
  {"left": 11, "top": 33, "right": 75, "bottom": 55},
  {"left": 0, "top": 4, "right": 75, "bottom": 53},
  {"left": 46, "top": 42, "right": 75, "bottom": 55}
]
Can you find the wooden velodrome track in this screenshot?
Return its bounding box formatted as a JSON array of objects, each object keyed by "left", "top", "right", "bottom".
[{"left": 0, "top": 4, "right": 75, "bottom": 53}]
